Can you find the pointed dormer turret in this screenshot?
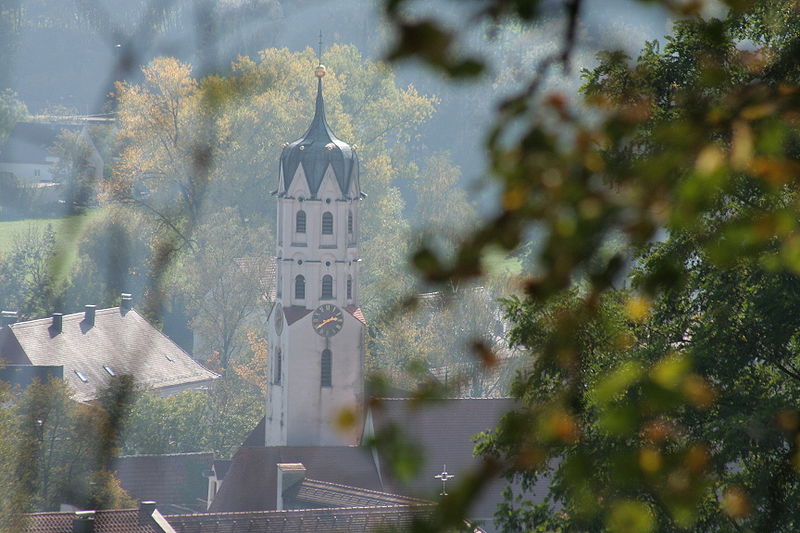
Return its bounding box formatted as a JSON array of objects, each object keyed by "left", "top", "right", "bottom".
[{"left": 279, "top": 65, "right": 360, "bottom": 199}]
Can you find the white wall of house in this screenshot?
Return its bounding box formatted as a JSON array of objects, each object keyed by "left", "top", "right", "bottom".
[{"left": 0, "top": 160, "right": 57, "bottom": 184}]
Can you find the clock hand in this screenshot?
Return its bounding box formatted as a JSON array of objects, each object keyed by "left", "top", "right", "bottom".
[{"left": 315, "top": 316, "right": 337, "bottom": 328}]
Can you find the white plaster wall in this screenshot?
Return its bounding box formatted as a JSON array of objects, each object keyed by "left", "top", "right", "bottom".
[
  {"left": 267, "top": 159, "right": 365, "bottom": 447},
  {"left": 0, "top": 161, "right": 55, "bottom": 184}
]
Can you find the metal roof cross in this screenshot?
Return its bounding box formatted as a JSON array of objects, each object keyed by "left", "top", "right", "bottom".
[
  {"left": 317, "top": 30, "right": 323, "bottom": 64},
  {"left": 434, "top": 465, "right": 455, "bottom": 496}
]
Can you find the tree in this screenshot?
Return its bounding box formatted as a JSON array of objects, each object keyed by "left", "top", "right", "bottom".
[
  {"left": 378, "top": 1, "right": 800, "bottom": 532},
  {"left": 0, "top": 89, "right": 27, "bottom": 143},
  {"left": 120, "top": 374, "right": 263, "bottom": 459},
  {"left": 108, "top": 46, "right": 441, "bottom": 321},
  {"left": 7, "top": 378, "right": 134, "bottom": 514},
  {"left": 50, "top": 129, "right": 100, "bottom": 211},
  {"left": 0, "top": 225, "right": 65, "bottom": 319},
  {"left": 180, "top": 208, "right": 272, "bottom": 368}
]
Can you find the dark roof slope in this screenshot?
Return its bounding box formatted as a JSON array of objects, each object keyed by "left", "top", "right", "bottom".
[
  {"left": 208, "top": 446, "right": 382, "bottom": 513},
  {"left": 0, "top": 307, "right": 218, "bottom": 402},
  {"left": 279, "top": 77, "right": 359, "bottom": 198},
  {"left": 167, "top": 505, "right": 432, "bottom": 533},
  {"left": 369, "top": 398, "right": 522, "bottom": 521},
  {"left": 112, "top": 452, "right": 214, "bottom": 508},
  {"left": 0, "top": 122, "right": 82, "bottom": 164}
]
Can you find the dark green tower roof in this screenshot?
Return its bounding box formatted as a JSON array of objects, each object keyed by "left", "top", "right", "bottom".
[{"left": 279, "top": 70, "right": 359, "bottom": 198}]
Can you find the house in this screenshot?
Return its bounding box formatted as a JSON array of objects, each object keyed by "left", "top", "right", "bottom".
[
  {"left": 0, "top": 122, "right": 104, "bottom": 186},
  {"left": 0, "top": 295, "right": 219, "bottom": 402},
  {"left": 24, "top": 501, "right": 175, "bottom": 533}
]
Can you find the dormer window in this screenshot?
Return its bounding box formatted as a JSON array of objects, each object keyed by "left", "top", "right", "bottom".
[
  {"left": 74, "top": 370, "right": 89, "bottom": 383},
  {"left": 103, "top": 365, "right": 115, "bottom": 376}
]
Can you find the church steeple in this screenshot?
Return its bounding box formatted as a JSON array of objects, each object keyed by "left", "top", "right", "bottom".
[
  {"left": 266, "top": 60, "right": 366, "bottom": 447},
  {"left": 279, "top": 64, "right": 359, "bottom": 199}
]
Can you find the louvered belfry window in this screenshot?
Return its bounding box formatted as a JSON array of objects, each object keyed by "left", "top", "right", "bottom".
[
  {"left": 321, "top": 275, "right": 333, "bottom": 299},
  {"left": 322, "top": 212, "right": 334, "bottom": 235}
]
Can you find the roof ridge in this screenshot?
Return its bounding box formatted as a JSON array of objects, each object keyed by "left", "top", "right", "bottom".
[
  {"left": 10, "top": 306, "right": 125, "bottom": 328},
  {"left": 301, "top": 477, "right": 430, "bottom": 504},
  {"left": 372, "top": 396, "right": 515, "bottom": 401},
  {"left": 117, "top": 451, "right": 214, "bottom": 459},
  {"left": 166, "top": 503, "right": 434, "bottom": 518}
]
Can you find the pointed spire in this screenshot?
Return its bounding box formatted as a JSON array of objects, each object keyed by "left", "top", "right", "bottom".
[{"left": 307, "top": 64, "right": 329, "bottom": 142}]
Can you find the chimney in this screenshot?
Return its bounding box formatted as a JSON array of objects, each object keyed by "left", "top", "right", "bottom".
[
  {"left": 138, "top": 500, "right": 156, "bottom": 525},
  {"left": 120, "top": 293, "right": 133, "bottom": 313},
  {"left": 72, "top": 511, "right": 95, "bottom": 533},
  {"left": 83, "top": 305, "right": 96, "bottom": 327},
  {"left": 1, "top": 310, "right": 17, "bottom": 328},
  {"left": 276, "top": 463, "right": 306, "bottom": 511},
  {"left": 51, "top": 313, "right": 63, "bottom": 334}
]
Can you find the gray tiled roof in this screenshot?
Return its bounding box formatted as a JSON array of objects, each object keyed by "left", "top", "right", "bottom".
[
  {"left": 112, "top": 452, "right": 214, "bottom": 509},
  {"left": 0, "top": 307, "right": 218, "bottom": 402},
  {"left": 167, "top": 505, "right": 431, "bottom": 533},
  {"left": 208, "top": 446, "right": 382, "bottom": 513},
  {"left": 290, "top": 478, "right": 429, "bottom": 509}
]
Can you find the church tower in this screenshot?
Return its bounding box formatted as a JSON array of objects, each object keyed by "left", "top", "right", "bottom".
[{"left": 265, "top": 63, "right": 366, "bottom": 447}]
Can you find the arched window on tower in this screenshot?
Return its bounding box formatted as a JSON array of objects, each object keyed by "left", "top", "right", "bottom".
[
  {"left": 347, "top": 210, "right": 353, "bottom": 234},
  {"left": 321, "top": 349, "right": 332, "bottom": 387},
  {"left": 347, "top": 275, "right": 352, "bottom": 300},
  {"left": 296, "top": 210, "right": 306, "bottom": 233},
  {"left": 274, "top": 348, "right": 282, "bottom": 385},
  {"left": 321, "top": 275, "right": 333, "bottom": 299},
  {"left": 322, "top": 212, "right": 334, "bottom": 235},
  {"left": 295, "top": 275, "right": 305, "bottom": 300}
]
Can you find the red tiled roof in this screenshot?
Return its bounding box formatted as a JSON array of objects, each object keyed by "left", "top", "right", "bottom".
[
  {"left": 166, "top": 505, "right": 433, "bottom": 533},
  {"left": 208, "top": 446, "right": 381, "bottom": 513},
  {"left": 344, "top": 305, "right": 366, "bottom": 326},
  {"left": 25, "top": 508, "right": 172, "bottom": 533},
  {"left": 112, "top": 452, "right": 214, "bottom": 508},
  {"left": 0, "top": 308, "right": 218, "bottom": 402}
]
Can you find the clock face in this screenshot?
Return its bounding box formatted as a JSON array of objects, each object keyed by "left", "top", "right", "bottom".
[
  {"left": 312, "top": 304, "right": 344, "bottom": 337},
  {"left": 274, "top": 304, "right": 284, "bottom": 335}
]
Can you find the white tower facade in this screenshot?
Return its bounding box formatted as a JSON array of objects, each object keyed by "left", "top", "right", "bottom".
[{"left": 265, "top": 65, "right": 366, "bottom": 447}]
